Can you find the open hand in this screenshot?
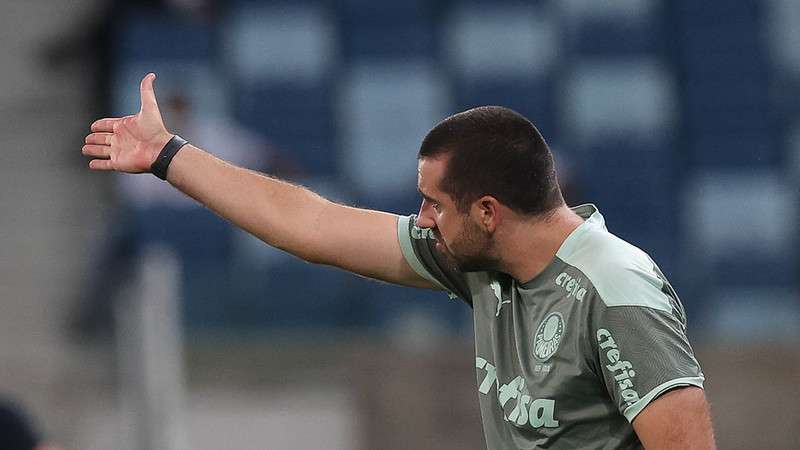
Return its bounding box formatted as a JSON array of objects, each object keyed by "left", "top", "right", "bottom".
[{"left": 83, "top": 73, "right": 173, "bottom": 173}]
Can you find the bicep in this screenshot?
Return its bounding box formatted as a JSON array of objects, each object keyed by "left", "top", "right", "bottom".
[
  {"left": 313, "top": 203, "right": 441, "bottom": 290},
  {"left": 632, "top": 386, "right": 715, "bottom": 450}
]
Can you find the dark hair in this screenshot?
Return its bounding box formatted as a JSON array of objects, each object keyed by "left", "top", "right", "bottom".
[{"left": 418, "top": 106, "right": 563, "bottom": 216}]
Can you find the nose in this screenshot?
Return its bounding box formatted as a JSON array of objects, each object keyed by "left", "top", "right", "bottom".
[{"left": 416, "top": 200, "right": 435, "bottom": 229}]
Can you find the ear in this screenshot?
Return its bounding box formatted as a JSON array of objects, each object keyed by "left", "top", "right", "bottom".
[{"left": 474, "top": 196, "right": 501, "bottom": 233}]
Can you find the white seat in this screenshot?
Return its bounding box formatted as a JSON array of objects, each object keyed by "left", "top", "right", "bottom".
[
  {"left": 561, "top": 59, "right": 676, "bottom": 144},
  {"left": 765, "top": 0, "right": 800, "bottom": 74},
  {"left": 338, "top": 61, "right": 449, "bottom": 195},
  {"left": 222, "top": 5, "right": 336, "bottom": 85},
  {"left": 683, "top": 171, "right": 797, "bottom": 259},
  {"left": 709, "top": 287, "right": 800, "bottom": 341},
  {"left": 444, "top": 3, "right": 559, "bottom": 81}
]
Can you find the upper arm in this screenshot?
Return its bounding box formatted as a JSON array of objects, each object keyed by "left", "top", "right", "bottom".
[
  {"left": 632, "top": 386, "right": 715, "bottom": 449},
  {"left": 311, "top": 202, "right": 441, "bottom": 290}
]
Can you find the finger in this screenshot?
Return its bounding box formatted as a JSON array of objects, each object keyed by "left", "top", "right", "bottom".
[
  {"left": 91, "top": 117, "right": 125, "bottom": 132},
  {"left": 85, "top": 133, "right": 113, "bottom": 145},
  {"left": 88, "top": 159, "right": 114, "bottom": 171},
  {"left": 82, "top": 144, "right": 111, "bottom": 158},
  {"left": 139, "top": 73, "right": 161, "bottom": 116}
]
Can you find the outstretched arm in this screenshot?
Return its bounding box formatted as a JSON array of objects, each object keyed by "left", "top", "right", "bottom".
[{"left": 83, "top": 73, "right": 437, "bottom": 290}]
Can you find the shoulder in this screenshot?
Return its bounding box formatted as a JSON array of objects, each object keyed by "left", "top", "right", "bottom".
[{"left": 557, "top": 224, "right": 672, "bottom": 313}]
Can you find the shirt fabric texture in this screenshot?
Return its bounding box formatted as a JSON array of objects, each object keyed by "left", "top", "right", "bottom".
[{"left": 397, "top": 204, "right": 704, "bottom": 450}]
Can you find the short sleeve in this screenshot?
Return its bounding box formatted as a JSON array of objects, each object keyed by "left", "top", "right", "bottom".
[
  {"left": 397, "top": 215, "right": 472, "bottom": 305},
  {"left": 590, "top": 301, "right": 705, "bottom": 422}
]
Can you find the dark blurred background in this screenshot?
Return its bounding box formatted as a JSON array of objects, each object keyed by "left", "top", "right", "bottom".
[{"left": 0, "top": 0, "right": 798, "bottom": 449}]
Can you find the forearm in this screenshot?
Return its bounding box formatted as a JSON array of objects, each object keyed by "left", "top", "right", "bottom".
[
  {"left": 85, "top": 75, "right": 434, "bottom": 288},
  {"left": 166, "top": 144, "right": 332, "bottom": 262}
]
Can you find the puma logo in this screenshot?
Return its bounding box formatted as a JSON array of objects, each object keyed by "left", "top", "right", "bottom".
[{"left": 491, "top": 280, "right": 511, "bottom": 317}]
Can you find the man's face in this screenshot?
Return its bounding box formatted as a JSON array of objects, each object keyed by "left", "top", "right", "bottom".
[{"left": 416, "top": 157, "right": 498, "bottom": 272}]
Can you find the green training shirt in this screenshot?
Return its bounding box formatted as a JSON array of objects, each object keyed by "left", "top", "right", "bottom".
[{"left": 397, "top": 204, "right": 704, "bottom": 449}]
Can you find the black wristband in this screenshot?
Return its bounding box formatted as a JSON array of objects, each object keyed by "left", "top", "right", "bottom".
[{"left": 150, "top": 135, "right": 189, "bottom": 180}]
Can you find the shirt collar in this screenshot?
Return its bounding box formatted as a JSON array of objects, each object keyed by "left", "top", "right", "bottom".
[{"left": 555, "top": 203, "right": 606, "bottom": 262}]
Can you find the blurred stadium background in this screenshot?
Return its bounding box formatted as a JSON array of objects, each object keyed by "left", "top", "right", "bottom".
[{"left": 0, "top": 0, "right": 798, "bottom": 448}]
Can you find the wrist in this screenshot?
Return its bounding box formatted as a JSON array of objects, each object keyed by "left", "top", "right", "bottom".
[
  {"left": 150, "top": 134, "right": 189, "bottom": 180},
  {"left": 147, "top": 132, "right": 174, "bottom": 166}
]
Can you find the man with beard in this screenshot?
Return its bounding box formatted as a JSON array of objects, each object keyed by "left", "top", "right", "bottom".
[{"left": 82, "top": 74, "right": 715, "bottom": 449}]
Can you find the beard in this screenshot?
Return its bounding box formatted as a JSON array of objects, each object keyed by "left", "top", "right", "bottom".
[{"left": 437, "top": 217, "right": 500, "bottom": 273}]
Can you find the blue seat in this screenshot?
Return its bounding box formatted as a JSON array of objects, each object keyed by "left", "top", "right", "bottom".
[
  {"left": 708, "top": 254, "right": 797, "bottom": 288},
  {"left": 453, "top": 78, "right": 558, "bottom": 139},
  {"left": 674, "top": 0, "right": 763, "bottom": 28},
  {"left": 561, "top": 60, "right": 676, "bottom": 147},
  {"left": 234, "top": 82, "right": 337, "bottom": 175},
  {"left": 226, "top": 256, "right": 360, "bottom": 330},
  {"left": 570, "top": 20, "right": 662, "bottom": 56},
  {"left": 336, "top": 0, "right": 436, "bottom": 59},
  {"left": 134, "top": 207, "right": 233, "bottom": 261},
  {"left": 339, "top": 23, "right": 436, "bottom": 60},
  {"left": 133, "top": 206, "right": 236, "bottom": 329},
  {"left": 338, "top": 61, "right": 448, "bottom": 195},
  {"left": 114, "top": 12, "right": 215, "bottom": 61},
  {"left": 221, "top": 3, "right": 336, "bottom": 85},
  {"left": 444, "top": 2, "right": 558, "bottom": 81},
  {"left": 689, "top": 133, "right": 781, "bottom": 168},
  {"left": 682, "top": 171, "right": 796, "bottom": 261}
]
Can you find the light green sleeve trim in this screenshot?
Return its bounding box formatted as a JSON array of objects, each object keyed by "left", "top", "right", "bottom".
[
  {"left": 396, "top": 215, "right": 448, "bottom": 291},
  {"left": 623, "top": 376, "right": 705, "bottom": 422}
]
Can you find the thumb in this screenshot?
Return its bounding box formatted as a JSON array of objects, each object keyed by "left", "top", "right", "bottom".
[{"left": 139, "top": 73, "right": 161, "bottom": 116}]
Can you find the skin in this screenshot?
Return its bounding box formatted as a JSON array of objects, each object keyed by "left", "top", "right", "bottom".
[
  {"left": 415, "top": 155, "right": 585, "bottom": 283},
  {"left": 633, "top": 387, "right": 716, "bottom": 449},
  {"left": 83, "top": 74, "right": 715, "bottom": 449}
]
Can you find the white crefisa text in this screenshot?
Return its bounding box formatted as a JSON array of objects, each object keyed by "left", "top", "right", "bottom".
[
  {"left": 596, "top": 328, "right": 641, "bottom": 406},
  {"left": 476, "top": 357, "right": 560, "bottom": 429}
]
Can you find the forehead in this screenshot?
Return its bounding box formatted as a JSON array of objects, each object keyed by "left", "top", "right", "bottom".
[{"left": 417, "top": 157, "right": 447, "bottom": 194}]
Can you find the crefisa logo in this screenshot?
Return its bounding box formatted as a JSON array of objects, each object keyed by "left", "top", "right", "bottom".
[
  {"left": 555, "top": 272, "right": 587, "bottom": 301},
  {"left": 533, "top": 312, "right": 565, "bottom": 362},
  {"left": 596, "top": 328, "right": 641, "bottom": 406}
]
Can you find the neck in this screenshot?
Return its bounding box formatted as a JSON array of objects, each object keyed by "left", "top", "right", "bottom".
[{"left": 497, "top": 205, "right": 584, "bottom": 284}]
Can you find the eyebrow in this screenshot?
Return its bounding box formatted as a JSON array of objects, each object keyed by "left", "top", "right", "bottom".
[{"left": 418, "top": 189, "right": 440, "bottom": 204}]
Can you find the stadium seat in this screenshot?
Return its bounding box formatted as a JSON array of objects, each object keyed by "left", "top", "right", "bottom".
[
  {"left": 114, "top": 12, "right": 215, "bottom": 62},
  {"left": 682, "top": 171, "right": 796, "bottom": 260},
  {"left": 234, "top": 82, "right": 337, "bottom": 175},
  {"left": 558, "top": 0, "right": 662, "bottom": 56},
  {"left": 226, "top": 254, "right": 360, "bottom": 330},
  {"left": 335, "top": 0, "right": 436, "bottom": 59},
  {"left": 221, "top": 3, "right": 336, "bottom": 85},
  {"left": 765, "top": 0, "right": 800, "bottom": 72},
  {"left": 221, "top": 3, "right": 339, "bottom": 176},
  {"left": 705, "top": 287, "right": 800, "bottom": 340},
  {"left": 444, "top": 2, "right": 559, "bottom": 81},
  {"left": 338, "top": 61, "right": 449, "bottom": 196},
  {"left": 444, "top": 3, "right": 560, "bottom": 138},
  {"left": 452, "top": 78, "right": 559, "bottom": 139},
  {"left": 784, "top": 122, "right": 800, "bottom": 177},
  {"left": 560, "top": 59, "right": 676, "bottom": 146},
  {"left": 689, "top": 133, "right": 781, "bottom": 168},
  {"left": 131, "top": 206, "right": 236, "bottom": 329}
]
